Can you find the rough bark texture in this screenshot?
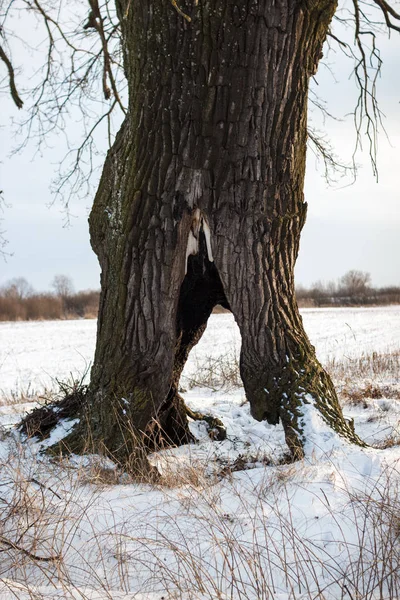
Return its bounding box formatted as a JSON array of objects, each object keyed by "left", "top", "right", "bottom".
[
  {"left": 147, "top": 229, "right": 229, "bottom": 448},
  {"left": 29, "top": 0, "right": 365, "bottom": 465}
]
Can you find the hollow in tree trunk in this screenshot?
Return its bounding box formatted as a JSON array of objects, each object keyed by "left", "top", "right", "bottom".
[{"left": 21, "top": 0, "right": 365, "bottom": 468}]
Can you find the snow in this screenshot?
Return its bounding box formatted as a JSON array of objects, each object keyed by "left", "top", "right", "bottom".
[
  {"left": 1, "top": 306, "right": 400, "bottom": 398},
  {"left": 0, "top": 307, "right": 399, "bottom": 599},
  {"left": 0, "top": 319, "right": 95, "bottom": 398}
]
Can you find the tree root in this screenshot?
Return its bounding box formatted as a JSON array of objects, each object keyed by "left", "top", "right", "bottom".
[
  {"left": 17, "top": 385, "right": 227, "bottom": 465},
  {"left": 185, "top": 405, "right": 227, "bottom": 441}
]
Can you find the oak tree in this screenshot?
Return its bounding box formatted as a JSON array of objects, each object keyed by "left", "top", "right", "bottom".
[{"left": 3, "top": 0, "right": 399, "bottom": 468}]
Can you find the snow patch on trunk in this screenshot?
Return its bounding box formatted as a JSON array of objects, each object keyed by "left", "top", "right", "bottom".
[
  {"left": 41, "top": 418, "right": 79, "bottom": 448},
  {"left": 299, "top": 394, "right": 368, "bottom": 460},
  {"left": 185, "top": 209, "right": 214, "bottom": 274},
  {"left": 300, "top": 397, "right": 354, "bottom": 458}
]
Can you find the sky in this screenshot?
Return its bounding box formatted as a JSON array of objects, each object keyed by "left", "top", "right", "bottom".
[{"left": 0, "top": 9, "right": 399, "bottom": 293}]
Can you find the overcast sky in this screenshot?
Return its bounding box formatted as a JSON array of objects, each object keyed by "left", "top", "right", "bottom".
[{"left": 1, "top": 13, "right": 399, "bottom": 292}]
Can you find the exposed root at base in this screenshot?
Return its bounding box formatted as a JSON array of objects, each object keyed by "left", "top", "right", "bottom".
[
  {"left": 185, "top": 405, "right": 227, "bottom": 441},
  {"left": 17, "top": 385, "right": 227, "bottom": 470}
]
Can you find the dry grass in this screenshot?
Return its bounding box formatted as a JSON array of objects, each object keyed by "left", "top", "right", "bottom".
[
  {"left": 374, "top": 433, "right": 400, "bottom": 449},
  {"left": 1, "top": 345, "right": 400, "bottom": 597},
  {"left": 184, "top": 347, "right": 400, "bottom": 403},
  {"left": 0, "top": 370, "right": 91, "bottom": 409},
  {"left": 340, "top": 383, "right": 400, "bottom": 408},
  {"left": 1, "top": 434, "right": 399, "bottom": 599},
  {"left": 0, "top": 290, "right": 99, "bottom": 322},
  {"left": 181, "top": 347, "right": 400, "bottom": 450},
  {"left": 326, "top": 348, "right": 400, "bottom": 383},
  {"left": 185, "top": 349, "right": 241, "bottom": 392},
  {"left": 325, "top": 351, "right": 400, "bottom": 425},
  {"left": 0, "top": 390, "right": 41, "bottom": 407}
]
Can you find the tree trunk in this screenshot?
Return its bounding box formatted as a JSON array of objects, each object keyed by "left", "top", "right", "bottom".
[{"left": 31, "top": 0, "right": 364, "bottom": 465}]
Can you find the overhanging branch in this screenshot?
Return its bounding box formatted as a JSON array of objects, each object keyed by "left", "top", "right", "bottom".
[{"left": 0, "top": 42, "right": 23, "bottom": 108}]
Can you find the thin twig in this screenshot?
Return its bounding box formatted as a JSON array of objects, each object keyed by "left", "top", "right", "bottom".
[{"left": 0, "top": 536, "right": 61, "bottom": 562}]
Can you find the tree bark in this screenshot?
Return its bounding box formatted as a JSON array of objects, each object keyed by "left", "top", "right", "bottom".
[{"left": 28, "top": 0, "right": 365, "bottom": 465}]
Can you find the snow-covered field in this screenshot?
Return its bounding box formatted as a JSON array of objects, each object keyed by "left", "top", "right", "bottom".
[
  {"left": 1, "top": 305, "right": 400, "bottom": 398},
  {"left": 0, "top": 307, "right": 399, "bottom": 599}
]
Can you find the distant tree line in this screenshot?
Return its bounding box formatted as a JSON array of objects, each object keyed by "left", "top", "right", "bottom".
[
  {"left": 0, "top": 276, "right": 99, "bottom": 321},
  {"left": 296, "top": 270, "right": 400, "bottom": 307},
  {"left": 0, "top": 271, "right": 398, "bottom": 321}
]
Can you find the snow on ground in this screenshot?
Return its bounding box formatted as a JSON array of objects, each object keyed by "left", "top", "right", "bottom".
[
  {"left": 0, "top": 307, "right": 399, "bottom": 598},
  {"left": 0, "top": 319, "right": 96, "bottom": 399},
  {"left": 1, "top": 305, "right": 400, "bottom": 398},
  {"left": 0, "top": 422, "right": 399, "bottom": 599}
]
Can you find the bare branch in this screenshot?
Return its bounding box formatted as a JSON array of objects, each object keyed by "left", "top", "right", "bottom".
[
  {"left": 323, "top": 0, "right": 399, "bottom": 179},
  {"left": 83, "top": 0, "right": 126, "bottom": 111},
  {"left": 308, "top": 128, "right": 357, "bottom": 184},
  {"left": 0, "top": 190, "right": 12, "bottom": 259},
  {"left": 1, "top": 0, "right": 126, "bottom": 210},
  {"left": 0, "top": 42, "right": 23, "bottom": 108},
  {"left": 1, "top": 0, "right": 399, "bottom": 201},
  {"left": 0, "top": 535, "right": 60, "bottom": 562}
]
